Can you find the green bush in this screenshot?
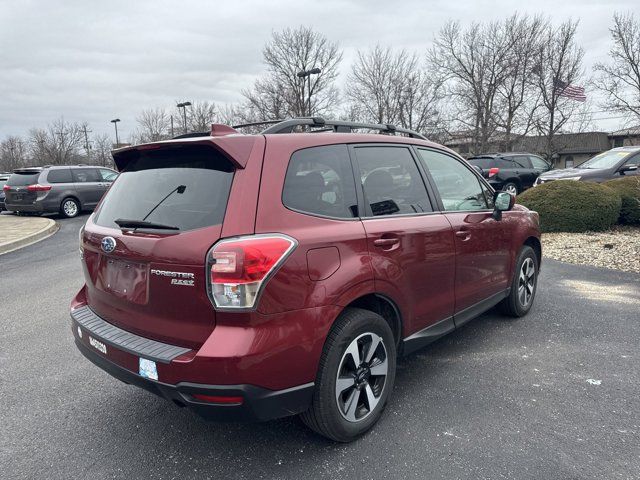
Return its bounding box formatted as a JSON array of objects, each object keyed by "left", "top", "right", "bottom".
[
  {"left": 602, "top": 177, "right": 640, "bottom": 225},
  {"left": 517, "top": 181, "right": 621, "bottom": 233}
]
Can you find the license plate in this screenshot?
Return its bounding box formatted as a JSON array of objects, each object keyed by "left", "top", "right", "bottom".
[
  {"left": 14, "top": 194, "right": 23, "bottom": 201},
  {"left": 139, "top": 358, "right": 158, "bottom": 381}
]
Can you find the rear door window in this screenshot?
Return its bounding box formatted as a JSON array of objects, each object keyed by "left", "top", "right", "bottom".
[
  {"left": 47, "top": 168, "right": 73, "bottom": 183},
  {"left": 94, "top": 145, "right": 234, "bottom": 231},
  {"left": 354, "top": 146, "right": 432, "bottom": 216},
  {"left": 282, "top": 145, "right": 358, "bottom": 219}
]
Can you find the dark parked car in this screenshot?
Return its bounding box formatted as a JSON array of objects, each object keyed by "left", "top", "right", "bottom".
[
  {"left": 0, "top": 173, "right": 10, "bottom": 211},
  {"left": 535, "top": 146, "right": 640, "bottom": 185},
  {"left": 468, "top": 152, "right": 552, "bottom": 195},
  {"left": 71, "top": 118, "right": 541, "bottom": 442},
  {"left": 3, "top": 165, "right": 118, "bottom": 217}
]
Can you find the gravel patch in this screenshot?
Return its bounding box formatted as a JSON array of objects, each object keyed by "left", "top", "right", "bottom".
[{"left": 542, "top": 226, "right": 640, "bottom": 273}]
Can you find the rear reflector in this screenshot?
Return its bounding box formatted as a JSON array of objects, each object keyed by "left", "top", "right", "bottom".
[
  {"left": 488, "top": 167, "right": 500, "bottom": 178},
  {"left": 207, "top": 234, "right": 297, "bottom": 310},
  {"left": 27, "top": 184, "right": 52, "bottom": 191},
  {"left": 192, "top": 394, "right": 244, "bottom": 404}
]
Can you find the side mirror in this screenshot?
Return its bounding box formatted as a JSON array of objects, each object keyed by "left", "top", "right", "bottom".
[
  {"left": 492, "top": 191, "right": 515, "bottom": 220},
  {"left": 619, "top": 164, "right": 638, "bottom": 174}
]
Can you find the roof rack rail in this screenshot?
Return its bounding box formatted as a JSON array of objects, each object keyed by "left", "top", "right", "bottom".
[
  {"left": 232, "top": 119, "right": 283, "bottom": 130},
  {"left": 260, "top": 117, "right": 427, "bottom": 140}
]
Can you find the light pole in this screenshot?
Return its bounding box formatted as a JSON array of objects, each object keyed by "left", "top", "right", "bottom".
[
  {"left": 110, "top": 118, "right": 121, "bottom": 146},
  {"left": 177, "top": 101, "right": 192, "bottom": 134},
  {"left": 296, "top": 67, "right": 321, "bottom": 116}
]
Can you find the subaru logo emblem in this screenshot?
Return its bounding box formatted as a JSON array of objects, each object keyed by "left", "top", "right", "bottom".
[{"left": 101, "top": 236, "right": 116, "bottom": 254}]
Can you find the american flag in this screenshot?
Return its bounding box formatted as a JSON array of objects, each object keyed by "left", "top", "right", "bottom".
[{"left": 554, "top": 79, "right": 586, "bottom": 102}]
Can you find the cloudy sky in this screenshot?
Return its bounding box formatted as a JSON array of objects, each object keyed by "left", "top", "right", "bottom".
[{"left": 0, "top": 0, "right": 636, "bottom": 142}]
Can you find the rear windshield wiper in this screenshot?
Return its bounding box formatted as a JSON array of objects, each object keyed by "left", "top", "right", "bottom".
[{"left": 114, "top": 218, "right": 179, "bottom": 230}]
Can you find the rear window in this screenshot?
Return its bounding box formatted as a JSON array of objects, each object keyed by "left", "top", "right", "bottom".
[
  {"left": 7, "top": 172, "right": 40, "bottom": 186},
  {"left": 47, "top": 168, "right": 73, "bottom": 183},
  {"left": 94, "top": 146, "right": 234, "bottom": 231}
]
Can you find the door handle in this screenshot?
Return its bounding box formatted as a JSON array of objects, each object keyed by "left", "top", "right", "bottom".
[
  {"left": 373, "top": 237, "right": 400, "bottom": 248},
  {"left": 455, "top": 230, "right": 471, "bottom": 241}
]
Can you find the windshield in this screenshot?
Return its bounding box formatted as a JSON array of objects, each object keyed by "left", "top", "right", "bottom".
[
  {"left": 94, "top": 146, "right": 234, "bottom": 231},
  {"left": 578, "top": 150, "right": 629, "bottom": 170}
]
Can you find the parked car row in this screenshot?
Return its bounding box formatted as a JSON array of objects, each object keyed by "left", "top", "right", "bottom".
[
  {"left": 465, "top": 146, "right": 640, "bottom": 194},
  {"left": 2, "top": 165, "right": 118, "bottom": 217},
  {"left": 534, "top": 146, "right": 640, "bottom": 185}
]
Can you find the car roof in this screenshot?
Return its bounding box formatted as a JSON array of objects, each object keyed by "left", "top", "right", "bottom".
[{"left": 611, "top": 146, "right": 640, "bottom": 153}]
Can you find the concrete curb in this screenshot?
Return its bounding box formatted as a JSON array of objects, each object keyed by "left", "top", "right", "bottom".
[{"left": 0, "top": 218, "right": 59, "bottom": 255}]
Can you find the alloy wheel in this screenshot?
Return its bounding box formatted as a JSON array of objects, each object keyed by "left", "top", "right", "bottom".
[
  {"left": 518, "top": 257, "right": 536, "bottom": 307},
  {"left": 504, "top": 184, "right": 518, "bottom": 196},
  {"left": 63, "top": 200, "right": 78, "bottom": 217},
  {"left": 335, "top": 332, "right": 388, "bottom": 423}
]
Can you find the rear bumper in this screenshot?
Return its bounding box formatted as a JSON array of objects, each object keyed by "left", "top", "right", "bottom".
[
  {"left": 4, "top": 200, "right": 53, "bottom": 213},
  {"left": 74, "top": 335, "right": 314, "bottom": 422}
]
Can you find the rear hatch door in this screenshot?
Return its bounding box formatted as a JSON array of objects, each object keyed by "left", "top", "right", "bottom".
[
  {"left": 4, "top": 169, "right": 42, "bottom": 205},
  {"left": 81, "top": 141, "right": 257, "bottom": 348}
]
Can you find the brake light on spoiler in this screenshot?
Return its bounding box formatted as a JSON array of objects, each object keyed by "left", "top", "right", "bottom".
[{"left": 206, "top": 234, "right": 297, "bottom": 310}]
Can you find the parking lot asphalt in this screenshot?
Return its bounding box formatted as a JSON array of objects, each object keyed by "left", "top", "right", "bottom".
[{"left": 1, "top": 214, "right": 639, "bottom": 480}]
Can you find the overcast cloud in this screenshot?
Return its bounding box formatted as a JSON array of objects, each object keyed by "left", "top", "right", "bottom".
[{"left": 0, "top": 0, "right": 637, "bottom": 141}]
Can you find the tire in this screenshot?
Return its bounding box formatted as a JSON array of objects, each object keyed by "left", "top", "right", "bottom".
[
  {"left": 300, "top": 308, "right": 396, "bottom": 442},
  {"left": 60, "top": 197, "right": 80, "bottom": 218},
  {"left": 500, "top": 245, "right": 538, "bottom": 317},
  {"left": 502, "top": 182, "right": 519, "bottom": 196}
]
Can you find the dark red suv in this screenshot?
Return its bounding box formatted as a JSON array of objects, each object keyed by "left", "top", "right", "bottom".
[{"left": 71, "top": 118, "right": 541, "bottom": 442}]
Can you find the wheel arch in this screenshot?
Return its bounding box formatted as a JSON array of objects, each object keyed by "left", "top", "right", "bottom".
[
  {"left": 341, "top": 293, "right": 403, "bottom": 348},
  {"left": 523, "top": 236, "right": 542, "bottom": 268}
]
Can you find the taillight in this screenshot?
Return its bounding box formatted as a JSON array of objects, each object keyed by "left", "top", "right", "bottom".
[
  {"left": 27, "top": 184, "right": 52, "bottom": 191},
  {"left": 2, "top": 185, "right": 9, "bottom": 192},
  {"left": 488, "top": 167, "right": 500, "bottom": 178},
  {"left": 207, "top": 234, "right": 297, "bottom": 310}
]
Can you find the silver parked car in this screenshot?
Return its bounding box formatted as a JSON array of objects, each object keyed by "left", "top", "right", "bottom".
[{"left": 3, "top": 165, "right": 118, "bottom": 218}]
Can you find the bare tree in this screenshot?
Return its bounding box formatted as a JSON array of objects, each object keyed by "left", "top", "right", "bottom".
[
  {"left": 93, "top": 133, "right": 114, "bottom": 167},
  {"left": 242, "top": 26, "right": 343, "bottom": 120},
  {"left": 0, "top": 136, "right": 28, "bottom": 171},
  {"left": 346, "top": 46, "right": 442, "bottom": 135},
  {"left": 593, "top": 12, "right": 640, "bottom": 123},
  {"left": 28, "top": 118, "right": 86, "bottom": 166},
  {"left": 186, "top": 101, "right": 218, "bottom": 132},
  {"left": 531, "top": 19, "right": 585, "bottom": 161},
  {"left": 428, "top": 20, "right": 515, "bottom": 154},
  {"left": 495, "top": 14, "right": 548, "bottom": 151},
  {"left": 135, "top": 108, "right": 170, "bottom": 143}
]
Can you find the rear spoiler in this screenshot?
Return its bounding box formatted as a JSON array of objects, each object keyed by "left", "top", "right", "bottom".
[{"left": 111, "top": 135, "right": 257, "bottom": 171}]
